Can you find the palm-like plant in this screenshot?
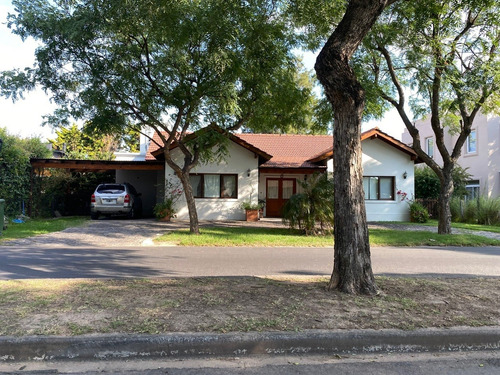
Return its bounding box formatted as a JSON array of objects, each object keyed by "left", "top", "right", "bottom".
[{"left": 282, "top": 173, "right": 334, "bottom": 235}]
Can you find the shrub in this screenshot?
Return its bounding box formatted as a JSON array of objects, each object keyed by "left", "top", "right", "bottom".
[
  {"left": 409, "top": 201, "right": 429, "bottom": 223},
  {"left": 477, "top": 197, "right": 500, "bottom": 225},
  {"left": 450, "top": 197, "right": 476, "bottom": 223},
  {"left": 463, "top": 199, "right": 478, "bottom": 223},
  {"left": 0, "top": 128, "right": 51, "bottom": 217},
  {"left": 450, "top": 197, "right": 463, "bottom": 222},
  {"left": 449, "top": 196, "right": 500, "bottom": 225}
]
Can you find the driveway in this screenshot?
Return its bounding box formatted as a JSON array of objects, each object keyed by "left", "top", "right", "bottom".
[
  {"left": 1, "top": 218, "right": 288, "bottom": 248},
  {"left": 1, "top": 219, "right": 500, "bottom": 279}
]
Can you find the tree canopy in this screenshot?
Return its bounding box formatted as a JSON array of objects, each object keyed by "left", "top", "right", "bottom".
[
  {"left": 1, "top": 0, "right": 320, "bottom": 233},
  {"left": 49, "top": 124, "right": 119, "bottom": 160},
  {"left": 2, "top": 0, "right": 313, "bottom": 134}
]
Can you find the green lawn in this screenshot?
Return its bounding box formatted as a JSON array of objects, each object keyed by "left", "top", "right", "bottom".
[
  {"left": 369, "top": 228, "right": 500, "bottom": 247},
  {"left": 0, "top": 217, "right": 88, "bottom": 242},
  {"left": 155, "top": 226, "right": 500, "bottom": 247},
  {"left": 408, "top": 219, "right": 500, "bottom": 233},
  {"left": 155, "top": 227, "right": 334, "bottom": 247}
]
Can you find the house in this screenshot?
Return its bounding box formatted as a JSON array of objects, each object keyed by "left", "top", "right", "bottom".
[
  {"left": 150, "top": 127, "right": 420, "bottom": 222},
  {"left": 29, "top": 126, "right": 419, "bottom": 221},
  {"left": 401, "top": 112, "right": 500, "bottom": 199}
]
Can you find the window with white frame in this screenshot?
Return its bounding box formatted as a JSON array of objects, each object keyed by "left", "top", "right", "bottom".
[
  {"left": 465, "top": 180, "right": 480, "bottom": 200},
  {"left": 363, "top": 176, "right": 395, "bottom": 200},
  {"left": 426, "top": 137, "right": 434, "bottom": 158},
  {"left": 466, "top": 129, "right": 477, "bottom": 154},
  {"left": 189, "top": 174, "right": 238, "bottom": 198}
]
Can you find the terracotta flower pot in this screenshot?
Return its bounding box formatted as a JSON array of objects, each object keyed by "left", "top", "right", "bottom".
[
  {"left": 159, "top": 214, "right": 171, "bottom": 222},
  {"left": 245, "top": 209, "right": 259, "bottom": 222}
]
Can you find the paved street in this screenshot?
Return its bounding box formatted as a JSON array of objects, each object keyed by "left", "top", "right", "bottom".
[
  {"left": 1, "top": 351, "right": 499, "bottom": 374},
  {"left": 0, "top": 243, "right": 499, "bottom": 279}
]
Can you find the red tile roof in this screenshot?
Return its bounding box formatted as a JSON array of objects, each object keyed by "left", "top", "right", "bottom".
[
  {"left": 235, "top": 133, "right": 332, "bottom": 169},
  {"left": 145, "top": 131, "right": 164, "bottom": 161}
]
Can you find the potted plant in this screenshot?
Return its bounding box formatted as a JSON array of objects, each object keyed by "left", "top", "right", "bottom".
[
  {"left": 240, "top": 201, "right": 261, "bottom": 222},
  {"left": 153, "top": 198, "right": 176, "bottom": 221}
]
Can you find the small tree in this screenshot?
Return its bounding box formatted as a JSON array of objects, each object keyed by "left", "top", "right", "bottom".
[
  {"left": 49, "top": 124, "right": 119, "bottom": 160},
  {"left": 365, "top": 0, "right": 500, "bottom": 234},
  {"left": 282, "top": 173, "right": 334, "bottom": 235}
]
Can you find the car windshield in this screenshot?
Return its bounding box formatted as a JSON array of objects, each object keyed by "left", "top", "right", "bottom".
[{"left": 97, "top": 184, "right": 125, "bottom": 194}]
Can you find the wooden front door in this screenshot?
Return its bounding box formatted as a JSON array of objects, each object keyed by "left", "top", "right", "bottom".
[{"left": 266, "top": 178, "right": 296, "bottom": 217}]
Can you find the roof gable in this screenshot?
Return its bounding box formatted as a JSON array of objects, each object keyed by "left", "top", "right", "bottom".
[
  {"left": 147, "top": 126, "right": 272, "bottom": 162},
  {"left": 307, "top": 127, "right": 421, "bottom": 163}
]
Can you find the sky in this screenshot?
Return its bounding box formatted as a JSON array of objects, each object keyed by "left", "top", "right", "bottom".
[{"left": 0, "top": 0, "right": 406, "bottom": 142}]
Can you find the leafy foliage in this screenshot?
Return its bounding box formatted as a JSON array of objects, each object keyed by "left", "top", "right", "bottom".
[
  {"left": 282, "top": 173, "right": 334, "bottom": 235},
  {"left": 415, "top": 166, "right": 471, "bottom": 199},
  {"left": 359, "top": 0, "right": 500, "bottom": 234},
  {"left": 409, "top": 201, "right": 430, "bottom": 223},
  {"left": 0, "top": 128, "right": 51, "bottom": 217},
  {"left": 451, "top": 196, "right": 500, "bottom": 225},
  {"left": 49, "top": 124, "right": 119, "bottom": 160}
]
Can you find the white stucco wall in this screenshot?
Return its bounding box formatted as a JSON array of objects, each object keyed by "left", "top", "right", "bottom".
[
  {"left": 165, "top": 141, "right": 259, "bottom": 220},
  {"left": 362, "top": 138, "right": 414, "bottom": 221}
]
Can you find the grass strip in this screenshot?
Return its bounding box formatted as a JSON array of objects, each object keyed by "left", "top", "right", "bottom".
[
  {"left": 0, "top": 277, "right": 498, "bottom": 336},
  {"left": 406, "top": 220, "right": 500, "bottom": 234},
  {"left": 155, "top": 226, "right": 500, "bottom": 247},
  {"left": 0, "top": 217, "right": 88, "bottom": 242}
]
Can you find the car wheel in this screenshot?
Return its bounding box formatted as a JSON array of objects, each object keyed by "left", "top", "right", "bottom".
[
  {"left": 128, "top": 207, "right": 135, "bottom": 219},
  {"left": 90, "top": 212, "right": 99, "bottom": 220}
]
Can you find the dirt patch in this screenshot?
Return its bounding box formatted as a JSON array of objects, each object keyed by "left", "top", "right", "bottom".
[{"left": 1, "top": 277, "right": 499, "bottom": 336}]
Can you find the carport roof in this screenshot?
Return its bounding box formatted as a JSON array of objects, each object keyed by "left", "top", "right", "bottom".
[{"left": 30, "top": 158, "right": 164, "bottom": 172}]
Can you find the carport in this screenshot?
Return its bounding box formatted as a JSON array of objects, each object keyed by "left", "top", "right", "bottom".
[{"left": 30, "top": 158, "right": 165, "bottom": 217}]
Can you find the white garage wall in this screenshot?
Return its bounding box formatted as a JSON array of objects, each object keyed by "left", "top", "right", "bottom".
[
  {"left": 116, "top": 170, "right": 164, "bottom": 217},
  {"left": 165, "top": 142, "right": 259, "bottom": 220}
]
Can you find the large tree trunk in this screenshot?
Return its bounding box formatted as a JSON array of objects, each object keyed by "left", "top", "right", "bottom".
[
  {"left": 437, "top": 167, "right": 454, "bottom": 235},
  {"left": 315, "top": 0, "right": 388, "bottom": 295}
]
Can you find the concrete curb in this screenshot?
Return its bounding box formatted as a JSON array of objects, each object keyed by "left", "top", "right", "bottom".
[{"left": 1, "top": 327, "right": 499, "bottom": 362}]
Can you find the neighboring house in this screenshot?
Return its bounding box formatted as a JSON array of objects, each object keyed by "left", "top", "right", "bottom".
[
  {"left": 150, "top": 127, "right": 420, "bottom": 222},
  {"left": 401, "top": 112, "right": 500, "bottom": 199},
  {"left": 114, "top": 132, "right": 153, "bottom": 162}
]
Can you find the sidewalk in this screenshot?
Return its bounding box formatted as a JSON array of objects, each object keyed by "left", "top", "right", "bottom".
[{"left": 1, "top": 327, "right": 499, "bottom": 362}]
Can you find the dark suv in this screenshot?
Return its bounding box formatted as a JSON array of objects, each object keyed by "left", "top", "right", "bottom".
[{"left": 90, "top": 183, "right": 142, "bottom": 220}]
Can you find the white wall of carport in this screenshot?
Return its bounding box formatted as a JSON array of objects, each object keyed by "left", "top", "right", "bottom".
[
  {"left": 166, "top": 141, "right": 260, "bottom": 220},
  {"left": 361, "top": 138, "right": 414, "bottom": 221},
  {"left": 115, "top": 170, "right": 164, "bottom": 217}
]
